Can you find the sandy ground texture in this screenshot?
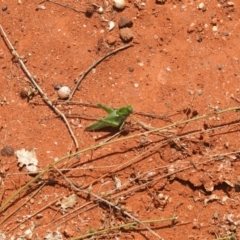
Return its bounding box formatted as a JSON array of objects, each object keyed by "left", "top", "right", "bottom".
[{"left": 0, "top": 0, "right": 240, "bottom": 239}]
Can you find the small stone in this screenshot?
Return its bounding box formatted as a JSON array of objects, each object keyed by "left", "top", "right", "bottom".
[
  {"left": 212, "top": 26, "right": 218, "bottom": 32},
  {"left": 119, "top": 28, "right": 133, "bottom": 42},
  {"left": 227, "top": 1, "right": 234, "bottom": 6},
  {"left": 196, "top": 35, "right": 202, "bottom": 42},
  {"left": 128, "top": 67, "right": 134, "bottom": 72},
  {"left": 20, "top": 224, "right": 26, "bottom": 230},
  {"left": 118, "top": 17, "right": 133, "bottom": 28},
  {"left": 211, "top": 17, "right": 218, "bottom": 25},
  {"left": 85, "top": 5, "right": 95, "bottom": 17},
  {"left": 57, "top": 86, "right": 71, "bottom": 99},
  {"left": 156, "top": 0, "right": 167, "bottom": 4},
  {"left": 54, "top": 84, "right": 62, "bottom": 90},
  {"left": 24, "top": 229, "right": 33, "bottom": 240},
  {"left": 20, "top": 87, "right": 29, "bottom": 98},
  {"left": 198, "top": 2, "right": 205, "bottom": 10},
  {"left": 106, "top": 35, "right": 116, "bottom": 45},
  {"left": 2, "top": 6, "right": 7, "bottom": 11},
  {"left": 1, "top": 146, "right": 14, "bottom": 157},
  {"left": 222, "top": 31, "right": 229, "bottom": 36},
  {"left": 187, "top": 23, "right": 195, "bottom": 33},
  {"left": 36, "top": 214, "right": 43, "bottom": 219},
  {"left": 36, "top": 4, "right": 46, "bottom": 10},
  {"left": 63, "top": 227, "right": 74, "bottom": 238},
  {"left": 197, "top": 89, "right": 203, "bottom": 95}
]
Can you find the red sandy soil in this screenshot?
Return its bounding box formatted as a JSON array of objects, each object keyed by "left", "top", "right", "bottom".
[{"left": 0, "top": 0, "right": 240, "bottom": 239}]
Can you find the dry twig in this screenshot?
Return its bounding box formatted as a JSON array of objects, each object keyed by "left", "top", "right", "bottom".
[
  {"left": 0, "top": 24, "right": 79, "bottom": 149},
  {"left": 46, "top": 0, "right": 86, "bottom": 13},
  {"left": 68, "top": 44, "right": 133, "bottom": 100}
]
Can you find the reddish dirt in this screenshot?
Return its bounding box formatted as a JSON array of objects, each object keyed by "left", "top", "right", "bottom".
[{"left": 1, "top": 0, "right": 240, "bottom": 239}]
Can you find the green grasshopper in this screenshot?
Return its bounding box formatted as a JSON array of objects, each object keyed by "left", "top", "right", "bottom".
[{"left": 86, "top": 103, "right": 133, "bottom": 131}]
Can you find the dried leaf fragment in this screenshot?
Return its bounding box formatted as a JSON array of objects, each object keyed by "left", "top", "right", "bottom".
[
  {"left": 15, "top": 148, "right": 38, "bottom": 173},
  {"left": 44, "top": 231, "right": 63, "bottom": 240},
  {"left": 204, "top": 194, "right": 219, "bottom": 206},
  {"left": 57, "top": 194, "right": 78, "bottom": 213},
  {"left": 113, "top": 176, "right": 122, "bottom": 189},
  {"left": 36, "top": 4, "right": 46, "bottom": 10}
]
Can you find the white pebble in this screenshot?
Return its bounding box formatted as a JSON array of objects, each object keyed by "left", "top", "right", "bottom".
[
  {"left": 212, "top": 26, "right": 218, "bottom": 32},
  {"left": 98, "top": 6, "right": 104, "bottom": 13},
  {"left": 57, "top": 86, "right": 71, "bottom": 99},
  {"left": 198, "top": 2, "right": 205, "bottom": 9},
  {"left": 113, "top": 0, "right": 125, "bottom": 9},
  {"left": 108, "top": 21, "right": 115, "bottom": 31}
]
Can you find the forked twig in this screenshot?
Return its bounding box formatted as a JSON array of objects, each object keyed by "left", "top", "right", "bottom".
[
  {"left": 53, "top": 166, "right": 164, "bottom": 240},
  {"left": 0, "top": 24, "right": 79, "bottom": 149},
  {"left": 68, "top": 44, "right": 133, "bottom": 100}
]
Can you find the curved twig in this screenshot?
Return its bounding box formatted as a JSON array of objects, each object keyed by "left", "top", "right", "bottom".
[{"left": 68, "top": 44, "right": 133, "bottom": 101}]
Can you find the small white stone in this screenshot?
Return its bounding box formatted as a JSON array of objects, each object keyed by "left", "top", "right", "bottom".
[
  {"left": 24, "top": 229, "right": 33, "bottom": 240},
  {"left": 113, "top": 0, "right": 125, "bottom": 9},
  {"left": 57, "top": 86, "right": 71, "bottom": 99},
  {"left": 108, "top": 21, "right": 115, "bottom": 31},
  {"left": 198, "top": 2, "right": 205, "bottom": 9},
  {"left": 134, "top": 83, "right": 139, "bottom": 87},
  {"left": 212, "top": 26, "right": 218, "bottom": 32},
  {"left": 227, "top": 1, "right": 234, "bottom": 6},
  {"left": 98, "top": 6, "right": 104, "bottom": 13}
]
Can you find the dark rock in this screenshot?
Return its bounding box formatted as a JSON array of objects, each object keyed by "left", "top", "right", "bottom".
[
  {"left": 1, "top": 146, "right": 14, "bottom": 157},
  {"left": 118, "top": 17, "right": 133, "bottom": 29},
  {"left": 2, "top": 6, "right": 7, "bottom": 11}
]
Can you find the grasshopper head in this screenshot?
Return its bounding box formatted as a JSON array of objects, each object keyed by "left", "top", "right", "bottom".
[{"left": 117, "top": 105, "right": 133, "bottom": 117}]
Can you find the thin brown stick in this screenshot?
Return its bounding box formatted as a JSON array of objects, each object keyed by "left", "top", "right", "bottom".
[
  {"left": 0, "top": 24, "right": 79, "bottom": 149},
  {"left": 53, "top": 166, "right": 164, "bottom": 240},
  {"left": 68, "top": 44, "right": 133, "bottom": 101},
  {"left": 46, "top": 0, "right": 86, "bottom": 13},
  {"left": 231, "top": 94, "right": 240, "bottom": 103}
]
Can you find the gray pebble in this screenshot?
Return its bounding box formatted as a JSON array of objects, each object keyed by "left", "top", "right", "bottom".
[
  {"left": 222, "top": 32, "right": 229, "bottom": 36},
  {"left": 54, "top": 84, "right": 62, "bottom": 90},
  {"left": 1, "top": 146, "right": 14, "bottom": 157},
  {"left": 2, "top": 5, "right": 7, "bottom": 11}
]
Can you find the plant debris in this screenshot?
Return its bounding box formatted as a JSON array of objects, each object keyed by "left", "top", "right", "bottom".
[
  {"left": 15, "top": 148, "right": 38, "bottom": 173},
  {"left": 57, "top": 194, "right": 78, "bottom": 213}
]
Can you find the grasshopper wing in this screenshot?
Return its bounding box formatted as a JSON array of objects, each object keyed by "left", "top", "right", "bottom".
[{"left": 86, "top": 112, "right": 120, "bottom": 131}]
